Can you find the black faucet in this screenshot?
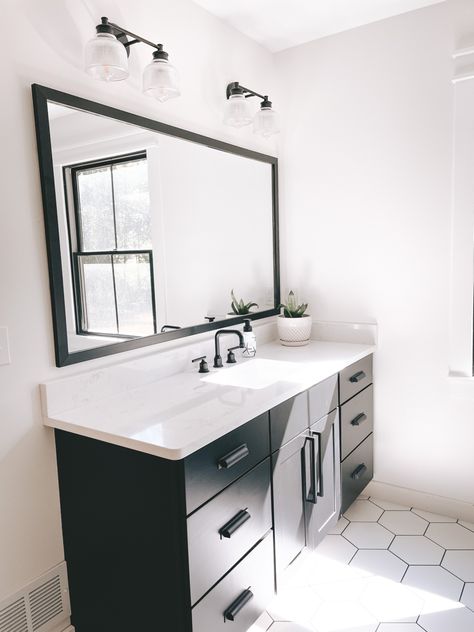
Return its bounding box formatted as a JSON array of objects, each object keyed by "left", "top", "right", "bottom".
[{"left": 214, "top": 329, "right": 245, "bottom": 368}]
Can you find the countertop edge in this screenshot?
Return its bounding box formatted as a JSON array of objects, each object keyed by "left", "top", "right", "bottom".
[{"left": 43, "top": 344, "right": 375, "bottom": 460}]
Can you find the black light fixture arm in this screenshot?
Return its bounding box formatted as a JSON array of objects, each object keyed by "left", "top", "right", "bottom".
[
  {"left": 226, "top": 81, "right": 272, "bottom": 105},
  {"left": 98, "top": 16, "right": 164, "bottom": 53}
]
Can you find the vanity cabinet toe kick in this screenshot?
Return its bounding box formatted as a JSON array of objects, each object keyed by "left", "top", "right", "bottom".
[{"left": 54, "top": 353, "right": 374, "bottom": 632}]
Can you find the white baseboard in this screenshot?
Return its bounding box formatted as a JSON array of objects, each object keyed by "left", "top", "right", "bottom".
[{"left": 366, "top": 480, "right": 474, "bottom": 522}]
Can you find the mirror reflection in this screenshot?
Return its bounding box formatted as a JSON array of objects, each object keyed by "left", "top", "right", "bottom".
[{"left": 47, "top": 102, "right": 276, "bottom": 353}]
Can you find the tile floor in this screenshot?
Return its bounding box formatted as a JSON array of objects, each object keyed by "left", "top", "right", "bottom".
[{"left": 248, "top": 495, "right": 474, "bottom": 632}]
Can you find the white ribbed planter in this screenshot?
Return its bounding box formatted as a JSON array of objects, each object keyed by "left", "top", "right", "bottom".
[{"left": 277, "top": 314, "right": 312, "bottom": 346}]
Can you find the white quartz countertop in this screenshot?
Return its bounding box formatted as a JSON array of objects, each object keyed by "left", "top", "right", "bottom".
[{"left": 42, "top": 340, "right": 374, "bottom": 460}]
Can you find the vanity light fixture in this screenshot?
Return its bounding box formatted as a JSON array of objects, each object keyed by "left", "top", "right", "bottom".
[
  {"left": 224, "top": 82, "right": 280, "bottom": 137},
  {"left": 85, "top": 17, "right": 180, "bottom": 102}
]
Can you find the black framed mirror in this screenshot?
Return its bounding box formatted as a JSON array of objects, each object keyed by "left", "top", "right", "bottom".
[{"left": 32, "top": 84, "right": 280, "bottom": 366}]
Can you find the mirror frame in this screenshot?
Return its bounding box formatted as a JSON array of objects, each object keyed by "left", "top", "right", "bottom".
[{"left": 32, "top": 84, "right": 280, "bottom": 367}]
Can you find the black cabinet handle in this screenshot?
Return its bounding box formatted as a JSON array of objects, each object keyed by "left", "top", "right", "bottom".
[
  {"left": 316, "top": 432, "right": 324, "bottom": 498},
  {"left": 219, "top": 509, "right": 251, "bottom": 539},
  {"left": 224, "top": 588, "right": 253, "bottom": 621},
  {"left": 303, "top": 435, "right": 317, "bottom": 505},
  {"left": 351, "top": 463, "right": 368, "bottom": 480},
  {"left": 350, "top": 413, "right": 368, "bottom": 426},
  {"left": 217, "top": 444, "right": 249, "bottom": 470},
  {"left": 349, "top": 370, "right": 366, "bottom": 383}
]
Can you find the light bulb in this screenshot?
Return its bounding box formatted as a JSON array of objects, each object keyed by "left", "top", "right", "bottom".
[
  {"left": 253, "top": 100, "right": 279, "bottom": 138},
  {"left": 85, "top": 32, "right": 129, "bottom": 82},
  {"left": 223, "top": 93, "right": 252, "bottom": 128},
  {"left": 143, "top": 47, "right": 180, "bottom": 102}
]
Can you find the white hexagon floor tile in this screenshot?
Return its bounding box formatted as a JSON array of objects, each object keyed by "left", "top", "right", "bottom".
[
  {"left": 442, "top": 550, "right": 474, "bottom": 581},
  {"left": 377, "top": 625, "right": 424, "bottom": 631},
  {"left": 268, "top": 623, "right": 314, "bottom": 632},
  {"left": 411, "top": 508, "right": 456, "bottom": 522},
  {"left": 311, "top": 601, "right": 378, "bottom": 632},
  {"left": 359, "top": 577, "right": 424, "bottom": 623},
  {"left": 350, "top": 550, "right": 407, "bottom": 582},
  {"left": 418, "top": 605, "right": 474, "bottom": 632},
  {"left": 328, "top": 516, "right": 349, "bottom": 535},
  {"left": 369, "top": 498, "right": 411, "bottom": 511},
  {"left": 402, "top": 565, "right": 463, "bottom": 601},
  {"left": 313, "top": 535, "right": 357, "bottom": 565},
  {"left": 343, "top": 500, "right": 383, "bottom": 522},
  {"left": 267, "top": 585, "right": 322, "bottom": 624},
  {"left": 389, "top": 536, "right": 444, "bottom": 565},
  {"left": 459, "top": 520, "right": 474, "bottom": 532},
  {"left": 248, "top": 612, "right": 274, "bottom": 631},
  {"left": 343, "top": 522, "right": 394, "bottom": 549},
  {"left": 461, "top": 583, "right": 474, "bottom": 611},
  {"left": 379, "top": 511, "right": 428, "bottom": 535},
  {"left": 425, "top": 523, "right": 474, "bottom": 549}
]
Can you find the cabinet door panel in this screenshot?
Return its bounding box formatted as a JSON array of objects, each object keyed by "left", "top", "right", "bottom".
[
  {"left": 187, "top": 458, "right": 272, "bottom": 605},
  {"left": 339, "top": 355, "right": 373, "bottom": 404},
  {"left": 270, "top": 393, "right": 308, "bottom": 452},
  {"left": 305, "top": 409, "right": 341, "bottom": 548},
  {"left": 341, "top": 433, "right": 373, "bottom": 513},
  {"left": 191, "top": 534, "right": 274, "bottom": 632},
  {"left": 185, "top": 413, "right": 270, "bottom": 515},
  {"left": 272, "top": 431, "right": 307, "bottom": 577}
]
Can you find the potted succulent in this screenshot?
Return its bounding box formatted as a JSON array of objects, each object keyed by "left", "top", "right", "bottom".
[
  {"left": 277, "top": 290, "right": 312, "bottom": 346},
  {"left": 229, "top": 289, "right": 259, "bottom": 316}
]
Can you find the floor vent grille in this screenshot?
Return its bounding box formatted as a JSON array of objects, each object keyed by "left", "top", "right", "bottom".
[{"left": 0, "top": 564, "right": 70, "bottom": 632}]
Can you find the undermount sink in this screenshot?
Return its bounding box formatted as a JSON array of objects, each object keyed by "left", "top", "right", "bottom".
[{"left": 202, "top": 358, "right": 301, "bottom": 390}]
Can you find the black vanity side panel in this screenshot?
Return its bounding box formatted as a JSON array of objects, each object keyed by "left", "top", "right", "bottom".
[{"left": 55, "top": 430, "right": 192, "bottom": 632}]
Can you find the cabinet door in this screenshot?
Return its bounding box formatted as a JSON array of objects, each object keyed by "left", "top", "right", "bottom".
[
  {"left": 305, "top": 409, "right": 341, "bottom": 549},
  {"left": 272, "top": 431, "right": 308, "bottom": 578}
]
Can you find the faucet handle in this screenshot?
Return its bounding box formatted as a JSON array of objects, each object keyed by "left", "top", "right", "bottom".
[
  {"left": 226, "top": 345, "right": 241, "bottom": 364},
  {"left": 192, "top": 355, "right": 209, "bottom": 373}
]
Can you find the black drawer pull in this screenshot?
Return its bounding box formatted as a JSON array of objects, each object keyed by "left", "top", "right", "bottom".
[
  {"left": 217, "top": 444, "right": 249, "bottom": 470},
  {"left": 219, "top": 509, "right": 251, "bottom": 539},
  {"left": 350, "top": 413, "right": 368, "bottom": 426},
  {"left": 349, "top": 370, "right": 366, "bottom": 383},
  {"left": 351, "top": 463, "right": 368, "bottom": 480},
  {"left": 224, "top": 588, "right": 253, "bottom": 621}
]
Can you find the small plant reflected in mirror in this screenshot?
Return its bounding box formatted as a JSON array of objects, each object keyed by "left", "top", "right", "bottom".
[{"left": 230, "top": 289, "right": 259, "bottom": 315}]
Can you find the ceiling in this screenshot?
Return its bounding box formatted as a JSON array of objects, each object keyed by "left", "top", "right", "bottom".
[{"left": 192, "top": 0, "right": 445, "bottom": 52}]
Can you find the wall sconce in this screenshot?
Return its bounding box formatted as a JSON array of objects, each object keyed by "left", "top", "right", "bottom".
[
  {"left": 85, "top": 17, "right": 180, "bottom": 103},
  {"left": 223, "top": 82, "right": 279, "bottom": 138}
]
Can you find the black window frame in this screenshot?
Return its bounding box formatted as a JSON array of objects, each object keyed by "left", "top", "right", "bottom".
[{"left": 66, "top": 152, "right": 157, "bottom": 339}]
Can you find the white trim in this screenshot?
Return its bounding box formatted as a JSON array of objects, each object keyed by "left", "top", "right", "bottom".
[
  {"left": 452, "top": 72, "right": 474, "bottom": 84},
  {"left": 448, "top": 79, "right": 474, "bottom": 377},
  {"left": 453, "top": 46, "right": 474, "bottom": 59},
  {"left": 366, "top": 480, "right": 474, "bottom": 522}
]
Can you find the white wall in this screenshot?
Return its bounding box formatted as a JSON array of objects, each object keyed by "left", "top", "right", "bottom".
[
  {"left": 0, "top": 0, "right": 277, "bottom": 601},
  {"left": 276, "top": 0, "right": 474, "bottom": 506}
]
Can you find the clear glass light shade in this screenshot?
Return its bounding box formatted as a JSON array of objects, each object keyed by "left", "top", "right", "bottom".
[
  {"left": 253, "top": 106, "right": 280, "bottom": 138},
  {"left": 143, "top": 59, "right": 180, "bottom": 102},
  {"left": 85, "top": 33, "right": 129, "bottom": 81},
  {"left": 223, "top": 94, "right": 253, "bottom": 128}
]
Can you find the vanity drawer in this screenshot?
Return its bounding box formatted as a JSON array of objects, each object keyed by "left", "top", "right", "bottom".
[
  {"left": 340, "top": 385, "right": 373, "bottom": 461},
  {"left": 339, "top": 355, "right": 373, "bottom": 404},
  {"left": 192, "top": 533, "right": 274, "bottom": 632},
  {"left": 341, "top": 433, "right": 373, "bottom": 513},
  {"left": 185, "top": 413, "right": 270, "bottom": 515},
  {"left": 308, "top": 374, "right": 338, "bottom": 423},
  {"left": 270, "top": 392, "right": 308, "bottom": 452},
  {"left": 187, "top": 458, "right": 272, "bottom": 605}
]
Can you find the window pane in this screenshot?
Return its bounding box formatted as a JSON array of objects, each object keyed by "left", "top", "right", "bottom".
[
  {"left": 79, "top": 255, "right": 117, "bottom": 334},
  {"left": 113, "top": 159, "right": 152, "bottom": 250},
  {"left": 76, "top": 166, "right": 115, "bottom": 251},
  {"left": 113, "top": 253, "right": 155, "bottom": 336}
]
